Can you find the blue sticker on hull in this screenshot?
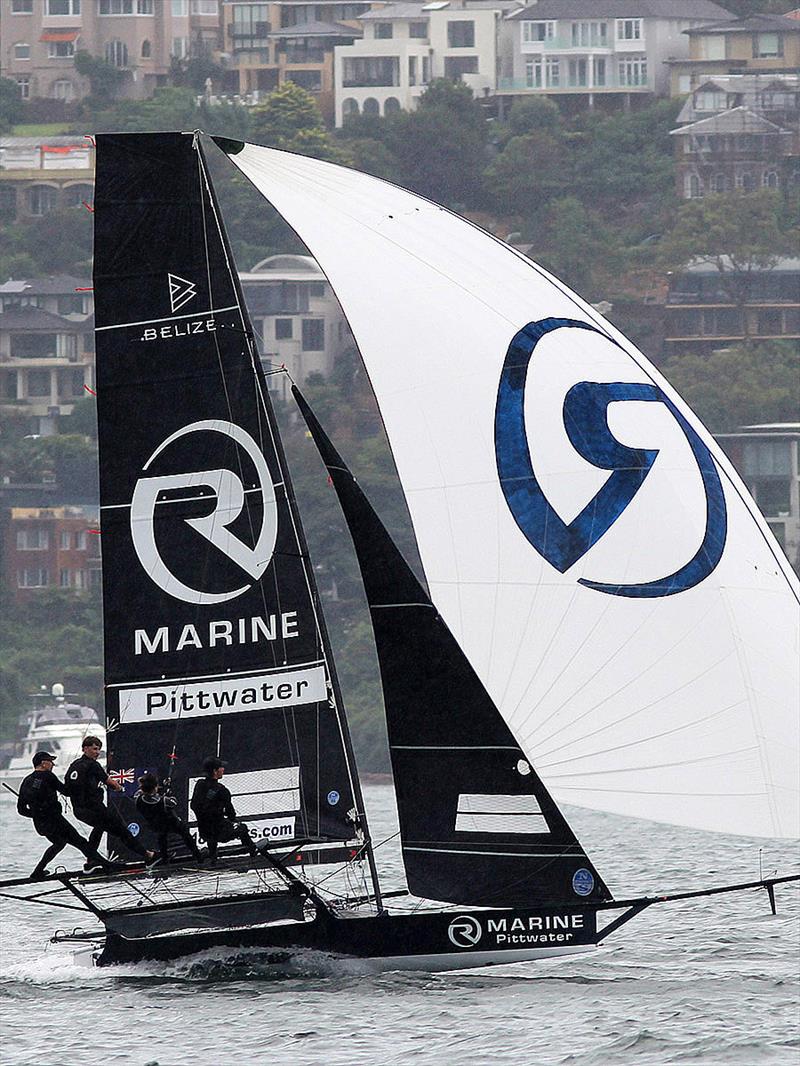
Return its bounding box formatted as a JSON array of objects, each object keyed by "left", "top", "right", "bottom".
[{"left": 494, "top": 318, "right": 727, "bottom": 598}]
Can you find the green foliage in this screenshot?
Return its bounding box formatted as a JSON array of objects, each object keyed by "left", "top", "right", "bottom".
[
  {"left": 507, "top": 95, "right": 561, "bottom": 137},
  {"left": 0, "top": 77, "right": 26, "bottom": 134},
  {"left": 41, "top": 435, "right": 98, "bottom": 498},
  {"left": 536, "top": 196, "right": 620, "bottom": 298},
  {"left": 486, "top": 129, "right": 565, "bottom": 215},
  {"left": 0, "top": 208, "right": 92, "bottom": 278},
  {"left": 249, "top": 82, "right": 351, "bottom": 164},
  {"left": 60, "top": 395, "right": 98, "bottom": 439},
  {"left": 74, "top": 50, "right": 124, "bottom": 104},
  {"left": 661, "top": 341, "right": 800, "bottom": 434}
]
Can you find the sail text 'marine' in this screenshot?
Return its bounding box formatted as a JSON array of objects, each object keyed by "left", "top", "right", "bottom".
[{"left": 133, "top": 613, "right": 300, "bottom": 655}]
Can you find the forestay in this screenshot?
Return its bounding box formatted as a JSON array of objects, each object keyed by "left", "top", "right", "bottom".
[
  {"left": 220, "top": 139, "right": 800, "bottom": 839},
  {"left": 92, "top": 133, "right": 362, "bottom": 856}
]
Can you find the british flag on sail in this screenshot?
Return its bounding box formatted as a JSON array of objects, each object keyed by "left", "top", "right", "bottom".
[{"left": 107, "top": 768, "right": 136, "bottom": 793}]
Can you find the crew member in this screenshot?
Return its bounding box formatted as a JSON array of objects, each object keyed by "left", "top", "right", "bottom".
[
  {"left": 17, "top": 751, "right": 113, "bottom": 880},
  {"left": 65, "top": 736, "right": 156, "bottom": 866},
  {"left": 190, "top": 757, "right": 259, "bottom": 864},
  {"left": 135, "top": 773, "right": 203, "bottom": 866}
]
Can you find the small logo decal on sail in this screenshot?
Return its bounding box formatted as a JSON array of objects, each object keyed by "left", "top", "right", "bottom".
[
  {"left": 168, "top": 273, "right": 197, "bottom": 314},
  {"left": 572, "top": 869, "right": 595, "bottom": 897},
  {"left": 448, "top": 915, "right": 482, "bottom": 948}
]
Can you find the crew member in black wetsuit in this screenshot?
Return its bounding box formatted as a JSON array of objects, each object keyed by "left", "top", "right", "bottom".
[
  {"left": 190, "top": 757, "right": 259, "bottom": 865},
  {"left": 135, "top": 773, "right": 203, "bottom": 866},
  {"left": 65, "top": 736, "right": 156, "bottom": 867},
  {"left": 17, "top": 751, "right": 113, "bottom": 880}
]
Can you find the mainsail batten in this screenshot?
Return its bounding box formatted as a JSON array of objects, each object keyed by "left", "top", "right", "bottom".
[
  {"left": 222, "top": 139, "right": 799, "bottom": 840},
  {"left": 92, "top": 133, "right": 367, "bottom": 860}
]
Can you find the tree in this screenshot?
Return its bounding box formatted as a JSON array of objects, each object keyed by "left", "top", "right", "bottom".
[
  {"left": 661, "top": 341, "right": 800, "bottom": 433},
  {"left": 74, "top": 50, "right": 124, "bottom": 104},
  {"left": 659, "top": 190, "right": 797, "bottom": 337},
  {"left": 0, "top": 208, "right": 93, "bottom": 277},
  {"left": 249, "top": 82, "right": 351, "bottom": 164},
  {"left": 0, "top": 77, "right": 25, "bottom": 134},
  {"left": 485, "top": 129, "right": 566, "bottom": 217},
  {"left": 537, "top": 196, "right": 619, "bottom": 298}
]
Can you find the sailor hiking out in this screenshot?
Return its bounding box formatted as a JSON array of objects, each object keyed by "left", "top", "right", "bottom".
[
  {"left": 135, "top": 773, "right": 203, "bottom": 866},
  {"left": 17, "top": 751, "right": 113, "bottom": 880},
  {"left": 190, "top": 757, "right": 259, "bottom": 865},
  {"left": 65, "top": 736, "right": 156, "bottom": 867}
]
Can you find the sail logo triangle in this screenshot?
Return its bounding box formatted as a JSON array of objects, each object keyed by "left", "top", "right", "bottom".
[
  {"left": 168, "top": 273, "right": 197, "bottom": 313},
  {"left": 495, "top": 318, "right": 727, "bottom": 598}
]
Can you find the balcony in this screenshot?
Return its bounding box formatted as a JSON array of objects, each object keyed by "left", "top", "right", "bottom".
[{"left": 521, "top": 36, "right": 613, "bottom": 54}]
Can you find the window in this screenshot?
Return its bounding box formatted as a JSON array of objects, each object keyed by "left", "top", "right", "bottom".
[
  {"left": 695, "top": 89, "right": 727, "bottom": 112},
  {"left": 0, "top": 185, "right": 17, "bottom": 221},
  {"left": 63, "top": 182, "right": 92, "bottom": 207},
  {"left": 18, "top": 569, "right": 49, "bottom": 588},
  {"left": 618, "top": 55, "right": 647, "bottom": 87},
  {"left": 11, "top": 332, "right": 56, "bottom": 357},
  {"left": 686, "top": 174, "right": 703, "bottom": 199},
  {"left": 52, "top": 79, "right": 75, "bottom": 99},
  {"left": 231, "top": 4, "right": 269, "bottom": 47},
  {"left": 17, "top": 529, "right": 49, "bottom": 550},
  {"left": 744, "top": 440, "right": 791, "bottom": 477},
  {"left": 342, "top": 56, "right": 399, "bottom": 87},
  {"left": 736, "top": 171, "right": 756, "bottom": 191},
  {"left": 522, "top": 21, "right": 555, "bottom": 43},
  {"left": 385, "top": 97, "right": 400, "bottom": 114},
  {"left": 374, "top": 22, "right": 393, "bottom": 39},
  {"left": 16, "top": 77, "right": 31, "bottom": 99},
  {"left": 698, "top": 34, "right": 725, "bottom": 60},
  {"left": 60, "top": 569, "right": 72, "bottom": 588},
  {"left": 363, "top": 98, "right": 379, "bottom": 115},
  {"left": 12, "top": 0, "right": 34, "bottom": 12},
  {"left": 593, "top": 57, "right": 605, "bottom": 86},
  {"left": 14, "top": 43, "right": 31, "bottom": 59},
  {"left": 60, "top": 531, "right": 71, "bottom": 549},
  {"left": 568, "top": 58, "right": 587, "bottom": 87},
  {"left": 289, "top": 70, "right": 322, "bottom": 92},
  {"left": 301, "top": 319, "right": 324, "bottom": 351},
  {"left": 46, "top": 0, "right": 81, "bottom": 13},
  {"left": 141, "top": 39, "right": 151, "bottom": 57},
  {"left": 275, "top": 318, "right": 293, "bottom": 340},
  {"left": 710, "top": 173, "right": 728, "bottom": 193},
  {"left": 76, "top": 531, "right": 87, "bottom": 550},
  {"left": 444, "top": 55, "right": 478, "bottom": 78},
  {"left": 28, "top": 185, "right": 58, "bottom": 216},
  {"left": 447, "top": 21, "right": 474, "bottom": 48},
  {"left": 190, "top": 0, "right": 218, "bottom": 13},
  {"left": 616, "top": 18, "right": 641, "bottom": 41},
  {"left": 99, "top": 0, "right": 134, "bottom": 11},
  {"left": 342, "top": 97, "right": 359, "bottom": 116},
  {"left": 409, "top": 21, "right": 426, "bottom": 38},
  {"left": 408, "top": 55, "right": 417, "bottom": 85},
  {"left": 27, "top": 370, "right": 51, "bottom": 396},
  {"left": 762, "top": 170, "right": 779, "bottom": 188},
  {"left": 171, "top": 0, "right": 188, "bottom": 15},
  {"left": 171, "top": 37, "right": 189, "bottom": 58},
  {"left": 105, "top": 40, "right": 129, "bottom": 66},
  {"left": 526, "top": 57, "right": 559, "bottom": 88},
  {"left": 753, "top": 33, "right": 781, "bottom": 58},
  {"left": 138, "top": 0, "right": 154, "bottom": 10},
  {"left": 49, "top": 41, "right": 75, "bottom": 57}
]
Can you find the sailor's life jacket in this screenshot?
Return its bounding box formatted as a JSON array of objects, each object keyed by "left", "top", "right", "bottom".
[
  {"left": 17, "top": 769, "right": 66, "bottom": 824},
  {"left": 190, "top": 778, "right": 237, "bottom": 828},
  {"left": 135, "top": 790, "right": 181, "bottom": 832},
  {"left": 64, "top": 754, "right": 108, "bottom": 810}
]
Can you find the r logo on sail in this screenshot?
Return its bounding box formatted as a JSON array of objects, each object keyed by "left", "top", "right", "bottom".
[{"left": 130, "top": 420, "right": 279, "bottom": 605}]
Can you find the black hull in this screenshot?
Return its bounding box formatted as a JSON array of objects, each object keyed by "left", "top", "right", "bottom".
[{"left": 96, "top": 903, "right": 599, "bottom": 969}]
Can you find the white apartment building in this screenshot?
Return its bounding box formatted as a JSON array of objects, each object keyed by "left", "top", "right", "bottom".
[
  {"left": 239, "top": 255, "right": 355, "bottom": 399},
  {"left": 333, "top": 0, "right": 506, "bottom": 126},
  {"left": 498, "top": 0, "right": 732, "bottom": 108}
]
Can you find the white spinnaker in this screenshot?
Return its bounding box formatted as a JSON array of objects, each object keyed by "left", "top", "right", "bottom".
[{"left": 225, "top": 141, "right": 800, "bottom": 839}]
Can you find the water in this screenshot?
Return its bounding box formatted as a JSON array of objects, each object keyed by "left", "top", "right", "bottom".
[{"left": 1, "top": 786, "right": 798, "bottom": 1066}]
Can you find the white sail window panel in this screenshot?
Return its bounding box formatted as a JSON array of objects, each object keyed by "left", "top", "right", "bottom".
[
  {"left": 455, "top": 794, "right": 549, "bottom": 834},
  {"left": 189, "top": 767, "right": 300, "bottom": 819}
]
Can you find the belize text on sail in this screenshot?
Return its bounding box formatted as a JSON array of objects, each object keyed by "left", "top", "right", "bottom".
[{"left": 1, "top": 132, "right": 797, "bottom": 972}]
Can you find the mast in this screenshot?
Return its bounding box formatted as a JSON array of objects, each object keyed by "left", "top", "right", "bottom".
[{"left": 195, "top": 137, "right": 383, "bottom": 909}]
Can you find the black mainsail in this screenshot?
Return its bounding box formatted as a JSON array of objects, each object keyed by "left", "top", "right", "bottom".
[
  {"left": 293, "top": 387, "right": 610, "bottom": 908},
  {"left": 92, "top": 133, "right": 372, "bottom": 875}
]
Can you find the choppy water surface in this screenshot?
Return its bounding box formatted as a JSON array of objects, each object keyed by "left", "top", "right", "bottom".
[{"left": 1, "top": 785, "right": 797, "bottom": 1066}]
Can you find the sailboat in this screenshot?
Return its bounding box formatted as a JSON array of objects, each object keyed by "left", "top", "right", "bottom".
[{"left": 1, "top": 131, "right": 797, "bottom": 971}]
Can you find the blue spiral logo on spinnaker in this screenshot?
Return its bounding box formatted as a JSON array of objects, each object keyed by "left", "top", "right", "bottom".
[{"left": 494, "top": 318, "right": 727, "bottom": 598}]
